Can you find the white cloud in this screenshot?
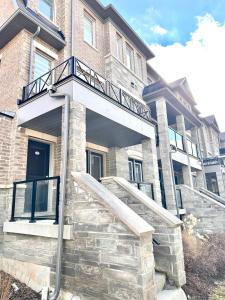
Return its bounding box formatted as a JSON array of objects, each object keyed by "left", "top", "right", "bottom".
[
  {"left": 150, "top": 14, "right": 225, "bottom": 131},
  {"left": 150, "top": 25, "right": 168, "bottom": 35}
]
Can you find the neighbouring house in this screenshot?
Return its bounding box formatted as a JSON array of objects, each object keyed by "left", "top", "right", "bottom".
[{"left": 0, "top": 0, "right": 224, "bottom": 299}]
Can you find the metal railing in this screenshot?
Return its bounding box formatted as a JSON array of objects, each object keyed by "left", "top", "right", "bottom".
[
  {"left": 130, "top": 182, "right": 154, "bottom": 200},
  {"left": 186, "top": 138, "right": 199, "bottom": 158},
  {"left": 168, "top": 128, "right": 184, "bottom": 151},
  {"left": 20, "top": 57, "right": 151, "bottom": 122},
  {"left": 10, "top": 176, "right": 60, "bottom": 224}
]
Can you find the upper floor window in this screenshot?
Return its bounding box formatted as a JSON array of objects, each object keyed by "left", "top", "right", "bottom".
[
  {"left": 126, "top": 44, "right": 135, "bottom": 72},
  {"left": 137, "top": 54, "right": 143, "bottom": 79},
  {"left": 116, "top": 33, "right": 123, "bottom": 61},
  {"left": 84, "top": 12, "right": 95, "bottom": 47},
  {"left": 39, "top": 0, "right": 54, "bottom": 20},
  {"left": 33, "top": 52, "right": 52, "bottom": 81}
]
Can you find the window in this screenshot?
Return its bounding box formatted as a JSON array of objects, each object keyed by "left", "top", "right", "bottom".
[
  {"left": 126, "top": 44, "right": 135, "bottom": 71},
  {"left": 39, "top": 0, "right": 54, "bottom": 20},
  {"left": 33, "top": 52, "right": 52, "bottom": 80},
  {"left": 84, "top": 12, "right": 95, "bottom": 47},
  {"left": 137, "top": 54, "right": 143, "bottom": 79},
  {"left": 116, "top": 33, "right": 123, "bottom": 61},
  {"left": 128, "top": 159, "right": 143, "bottom": 183}
]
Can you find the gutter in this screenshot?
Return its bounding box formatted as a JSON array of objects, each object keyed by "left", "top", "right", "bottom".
[{"left": 47, "top": 89, "right": 70, "bottom": 300}]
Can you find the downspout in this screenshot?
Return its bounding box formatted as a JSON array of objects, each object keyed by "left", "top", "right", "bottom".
[
  {"left": 29, "top": 26, "right": 41, "bottom": 83},
  {"left": 71, "top": 0, "right": 75, "bottom": 56},
  {"left": 48, "top": 91, "right": 70, "bottom": 300}
]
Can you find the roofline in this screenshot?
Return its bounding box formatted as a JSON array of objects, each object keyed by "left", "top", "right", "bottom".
[
  {"left": 143, "top": 85, "right": 203, "bottom": 127},
  {"left": 84, "top": 0, "right": 154, "bottom": 59},
  {"left": 0, "top": 8, "right": 65, "bottom": 50}
]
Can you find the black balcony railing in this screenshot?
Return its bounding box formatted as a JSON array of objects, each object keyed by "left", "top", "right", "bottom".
[
  {"left": 10, "top": 176, "right": 60, "bottom": 224},
  {"left": 130, "top": 181, "right": 154, "bottom": 200},
  {"left": 19, "top": 57, "right": 151, "bottom": 122}
]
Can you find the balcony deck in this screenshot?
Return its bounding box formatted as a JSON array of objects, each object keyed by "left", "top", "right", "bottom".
[{"left": 18, "top": 57, "right": 156, "bottom": 147}]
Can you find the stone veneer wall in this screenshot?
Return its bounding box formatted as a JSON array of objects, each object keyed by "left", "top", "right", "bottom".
[
  {"left": 60, "top": 174, "right": 156, "bottom": 299},
  {"left": 178, "top": 184, "right": 225, "bottom": 234},
  {"left": 0, "top": 188, "right": 12, "bottom": 254},
  {"left": 102, "top": 177, "right": 186, "bottom": 287}
]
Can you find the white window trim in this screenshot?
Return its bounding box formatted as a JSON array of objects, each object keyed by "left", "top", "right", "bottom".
[
  {"left": 38, "top": 0, "right": 56, "bottom": 24},
  {"left": 33, "top": 41, "right": 58, "bottom": 60},
  {"left": 83, "top": 11, "right": 96, "bottom": 48}
]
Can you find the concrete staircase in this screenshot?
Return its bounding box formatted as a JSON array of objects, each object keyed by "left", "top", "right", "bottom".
[
  {"left": 199, "top": 187, "right": 225, "bottom": 205},
  {"left": 156, "top": 272, "right": 187, "bottom": 300}
]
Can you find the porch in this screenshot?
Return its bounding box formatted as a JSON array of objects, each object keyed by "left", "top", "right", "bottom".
[{"left": 11, "top": 56, "right": 160, "bottom": 223}]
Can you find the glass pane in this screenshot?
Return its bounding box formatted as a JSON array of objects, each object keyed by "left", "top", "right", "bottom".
[
  {"left": 135, "top": 162, "right": 143, "bottom": 183},
  {"left": 139, "top": 183, "right": 154, "bottom": 199},
  {"left": 39, "top": 0, "right": 53, "bottom": 20},
  {"left": 14, "top": 182, "right": 33, "bottom": 217},
  {"left": 168, "top": 128, "right": 176, "bottom": 147},
  {"left": 35, "top": 179, "right": 58, "bottom": 219},
  {"left": 33, "top": 52, "right": 51, "bottom": 90},
  {"left": 90, "top": 154, "right": 102, "bottom": 181},
  {"left": 192, "top": 143, "right": 198, "bottom": 157},
  {"left": 126, "top": 45, "right": 134, "bottom": 71},
  {"left": 84, "top": 15, "right": 94, "bottom": 45},
  {"left": 176, "top": 133, "right": 183, "bottom": 150},
  {"left": 187, "top": 140, "right": 193, "bottom": 155},
  {"left": 176, "top": 189, "right": 183, "bottom": 209},
  {"left": 206, "top": 173, "right": 219, "bottom": 195}
]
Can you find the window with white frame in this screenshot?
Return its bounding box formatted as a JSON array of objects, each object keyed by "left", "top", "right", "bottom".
[
  {"left": 83, "top": 12, "right": 96, "bottom": 47},
  {"left": 39, "top": 0, "right": 54, "bottom": 20},
  {"left": 137, "top": 54, "right": 143, "bottom": 79},
  {"left": 126, "top": 43, "right": 135, "bottom": 71},
  {"left": 33, "top": 52, "right": 52, "bottom": 85},
  {"left": 129, "top": 158, "right": 143, "bottom": 183},
  {"left": 116, "top": 33, "right": 123, "bottom": 61}
]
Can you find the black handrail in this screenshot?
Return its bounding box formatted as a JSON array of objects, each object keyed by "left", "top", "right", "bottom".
[
  {"left": 10, "top": 176, "right": 60, "bottom": 224},
  {"left": 19, "top": 56, "right": 151, "bottom": 122}
]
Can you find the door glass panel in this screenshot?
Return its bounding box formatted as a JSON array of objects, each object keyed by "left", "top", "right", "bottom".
[{"left": 90, "top": 153, "right": 103, "bottom": 181}]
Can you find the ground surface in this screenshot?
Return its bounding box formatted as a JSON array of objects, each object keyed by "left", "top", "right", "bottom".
[
  {"left": 0, "top": 271, "right": 41, "bottom": 300},
  {"left": 182, "top": 233, "right": 225, "bottom": 300}
]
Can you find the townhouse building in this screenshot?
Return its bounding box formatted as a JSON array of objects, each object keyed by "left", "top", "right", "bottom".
[{"left": 0, "top": 0, "right": 224, "bottom": 299}]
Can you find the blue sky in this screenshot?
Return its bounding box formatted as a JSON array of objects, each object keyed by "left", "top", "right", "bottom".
[
  {"left": 100, "top": 0, "right": 225, "bottom": 46},
  {"left": 100, "top": 0, "right": 225, "bottom": 131}
]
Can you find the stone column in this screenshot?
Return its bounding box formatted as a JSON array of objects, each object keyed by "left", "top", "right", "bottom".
[
  {"left": 156, "top": 98, "right": 177, "bottom": 210},
  {"left": 62, "top": 101, "right": 86, "bottom": 203},
  {"left": 142, "top": 138, "right": 162, "bottom": 205},
  {"left": 108, "top": 147, "right": 129, "bottom": 180},
  {"left": 216, "top": 169, "right": 225, "bottom": 198},
  {"left": 176, "top": 115, "right": 193, "bottom": 188}
]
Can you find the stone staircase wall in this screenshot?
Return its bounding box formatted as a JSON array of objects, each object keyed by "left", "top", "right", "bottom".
[
  {"left": 68, "top": 173, "right": 157, "bottom": 300},
  {"left": 178, "top": 184, "right": 225, "bottom": 234},
  {"left": 0, "top": 187, "right": 12, "bottom": 254},
  {"left": 102, "top": 177, "right": 186, "bottom": 287}
]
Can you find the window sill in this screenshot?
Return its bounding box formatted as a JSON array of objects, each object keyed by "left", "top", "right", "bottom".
[
  {"left": 83, "top": 40, "right": 99, "bottom": 52},
  {"left": 3, "top": 221, "right": 73, "bottom": 240}
]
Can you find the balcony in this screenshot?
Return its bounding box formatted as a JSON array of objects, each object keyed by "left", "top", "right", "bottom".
[
  {"left": 168, "top": 128, "right": 199, "bottom": 158},
  {"left": 19, "top": 56, "right": 151, "bottom": 122}
]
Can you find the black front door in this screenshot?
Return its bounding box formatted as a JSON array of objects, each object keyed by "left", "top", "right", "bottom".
[
  {"left": 25, "top": 140, "right": 50, "bottom": 212},
  {"left": 86, "top": 150, "right": 103, "bottom": 181}
]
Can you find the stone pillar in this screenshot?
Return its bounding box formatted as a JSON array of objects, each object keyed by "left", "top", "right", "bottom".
[
  {"left": 195, "top": 170, "right": 206, "bottom": 188},
  {"left": 216, "top": 169, "right": 225, "bottom": 198},
  {"left": 176, "top": 115, "right": 193, "bottom": 188},
  {"left": 108, "top": 147, "right": 129, "bottom": 180},
  {"left": 142, "top": 138, "right": 162, "bottom": 205},
  {"left": 156, "top": 98, "right": 177, "bottom": 210},
  {"left": 62, "top": 101, "right": 86, "bottom": 203}
]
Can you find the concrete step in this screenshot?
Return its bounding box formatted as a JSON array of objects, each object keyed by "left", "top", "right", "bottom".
[
  {"left": 155, "top": 272, "right": 166, "bottom": 293},
  {"left": 156, "top": 288, "right": 187, "bottom": 300}
]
